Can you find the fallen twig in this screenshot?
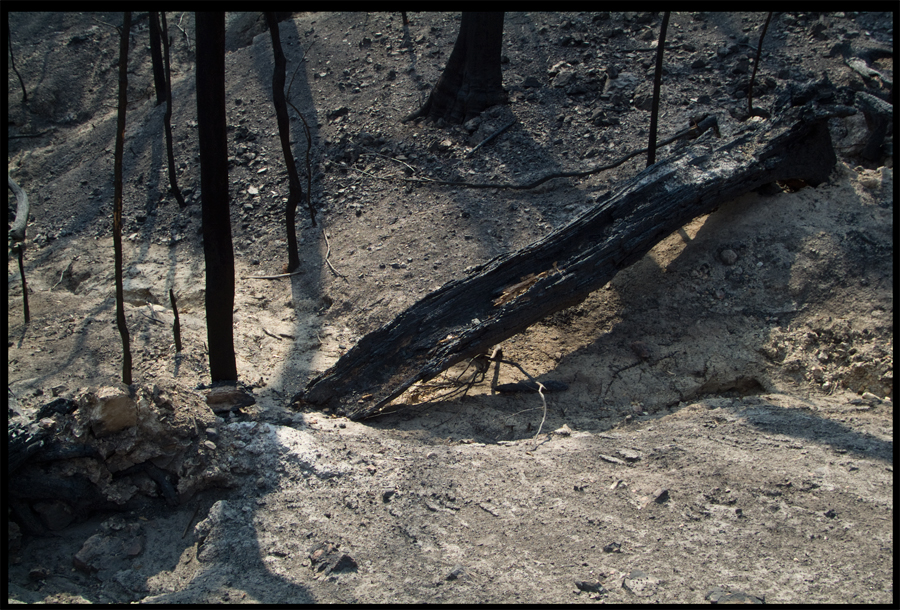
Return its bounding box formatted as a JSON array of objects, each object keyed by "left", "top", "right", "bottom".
[
  {"left": 92, "top": 17, "right": 121, "bottom": 32},
  {"left": 533, "top": 383, "right": 547, "bottom": 439},
  {"left": 467, "top": 119, "right": 516, "bottom": 158},
  {"left": 137, "top": 309, "right": 165, "bottom": 325},
  {"left": 361, "top": 149, "right": 418, "bottom": 174},
  {"left": 182, "top": 503, "right": 201, "bottom": 539},
  {"left": 322, "top": 229, "right": 346, "bottom": 279},
  {"left": 300, "top": 39, "right": 315, "bottom": 62},
  {"left": 245, "top": 270, "right": 304, "bottom": 280},
  {"left": 52, "top": 259, "right": 75, "bottom": 290},
  {"left": 9, "top": 130, "right": 51, "bottom": 139},
  {"left": 346, "top": 116, "right": 719, "bottom": 191}
]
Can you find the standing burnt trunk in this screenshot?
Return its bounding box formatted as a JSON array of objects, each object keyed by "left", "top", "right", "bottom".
[
  {"left": 159, "top": 11, "right": 185, "bottom": 207},
  {"left": 196, "top": 12, "right": 237, "bottom": 382},
  {"left": 113, "top": 11, "right": 133, "bottom": 386},
  {"left": 265, "top": 12, "right": 302, "bottom": 273},
  {"left": 404, "top": 12, "right": 507, "bottom": 125},
  {"left": 149, "top": 11, "right": 167, "bottom": 106}
]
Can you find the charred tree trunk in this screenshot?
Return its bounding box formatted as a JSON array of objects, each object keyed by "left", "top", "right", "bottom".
[
  {"left": 15, "top": 244, "right": 30, "bottom": 323},
  {"left": 114, "top": 11, "right": 133, "bottom": 386},
  {"left": 297, "top": 108, "right": 840, "bottom": 420},
  {"left": 265, "top": 12, "right": 302, "bottom": 273},
  {"left": 7, "top": 21, "right": 28, "bottom": 103},
  {"left": 646, "top": 11, "right": 670, "bottom": 167},
  {"left": 404, "top": 12, "right": 506, "bottom": 125},
  {"left": 149, "top": 11, "right": 166, "bottom": 106},
  {"left": 159, "top": 11, "right": 186, "bottom": 207},
  {"left": 170, "top": 289, "right": 182, "bottom": 352},
  {"left": 196, "top": 12, "right": 237, "bottom": 382}
]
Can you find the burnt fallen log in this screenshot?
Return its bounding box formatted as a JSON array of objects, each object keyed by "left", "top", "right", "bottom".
[{"left": 295, "top": 107, "right": 841, "bottom": 420}]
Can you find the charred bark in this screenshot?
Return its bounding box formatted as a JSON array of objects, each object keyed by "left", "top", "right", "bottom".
[
  {"left": 646, "top": 11, "right": 670, "bottom": 167},
  {"left": 404, "top": 12, "right": 506, "bottom": 124},
  {"left": 296, "top": 108, "right": 840, "bottom": 420},
  {"left": 265, "top": 12, "right": 302, "bottom": 273},
  {"left": 149, "top": 11, "right": 166, "bottom": 106},
  {"left": 113, "top": 11, "right": 133, "bottom": 386},
  {"left": 7, "top": 21, "right": 28, "bottom": 103},
  {"left": 196, "top": 12, "right": 237, "bottom": 382},
  {"left": 160, "top": 11, "right": 186, "bottom": 207}
]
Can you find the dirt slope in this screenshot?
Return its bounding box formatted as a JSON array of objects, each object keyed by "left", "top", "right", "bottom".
[{"left": 7, "top": 11, "right": 893, "bottom": 604}]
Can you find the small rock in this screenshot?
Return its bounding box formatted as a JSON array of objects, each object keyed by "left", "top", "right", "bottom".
[
  {"left": 28, "top": 566, "right": 51, "bottom": 581},
  {"left": 308, "top": 541, "right": 358, "bottom": 575},
  {"left": 575, "top": 580, "right": 605, "bottom": 593},
  {"left": 553, "top": 68, "right": 578, "bottom": 88},
  {"left": 446, "top": 565, "right": 466, "bottom": 581},
  {"left": 651, "top": 488, "right": 669, "bottom": 503},
  {"left": 623, "top": 569, "right": 661, "bottom": 597},
  {"left": 860, "top": 391, "right": 882, "bottom": 404},
  {"left": 549, "top": 60, "right": 570, "bottom": 77},
  {"left": 88, "top": 386, "right": 137, "bottom": 436},
  {"left": 639, "top": 487, "right": 669, "bottom": 509},
  {"left": 206, "top": 385, "right": 256, "bottom": 414},
  {"left": 719, "top": 249, "right": 738, "bottom": 265},
  {"left": 522, "top": 75, "right": 542, "bottom": 88},
  {"left": 327, "top": 106, "right": 350, "bottom": 120},
  {"left": 630, "top": 341, "right": 651, "bottom": 359},
  {"left": 553, "top": 424, "right": 573, "bottom": 436},
  {"left": 633, "top": 91, "right": 653, "bottom": 111},
  {"left": 73, "top": 522, "right": 143, "bottom": 574},
  {"left": 463, "top": 117, "right": 482, "bottom": 132},
  {"left": 705, "top": 586, "right": 764, "bottom": 604},
  {"left": 618, "top": 448, "right": 642, "bottom": 462},
  {"left": 33, "top": 500, "right": 75, "bottom": 531},
  {"left": 603, "top": 541, "right": 622, "bottom": 553},
  {"left": 599, "top": 454, "right": 627, "bottom": 465}
]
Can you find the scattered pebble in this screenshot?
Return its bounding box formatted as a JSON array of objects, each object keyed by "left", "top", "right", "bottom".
[{"left": 603, "top": 541, "right": 622, "bottom": 553}]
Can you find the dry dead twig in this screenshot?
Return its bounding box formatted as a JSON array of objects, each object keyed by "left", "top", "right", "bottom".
[
  {"left": 322, "top": 229, "right": 346, "bottom": 279},
  {"left": 245, "top": 270, "right": 304, "bottom": 280}
]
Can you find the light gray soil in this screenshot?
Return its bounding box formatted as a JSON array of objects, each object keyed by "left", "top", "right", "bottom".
[{"left": 7, "top": 11, "right": 893, "bottom": 604}]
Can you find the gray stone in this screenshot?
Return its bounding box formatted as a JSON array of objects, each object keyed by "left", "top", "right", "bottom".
[
  {"left": 553, "top": 69, "right": 577, "bottom": 88},
  {"left": 206, "top": 385, "right": 256, "bottom": 414},
  {"left": 720, "top": 249, "right": 738, "bottom": 265},
  {"left": 32, "top": 500, "right": 75, "bottom": 531},
  {"left": 88, "top": 386, "right": 136, "bottom": 436}
]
